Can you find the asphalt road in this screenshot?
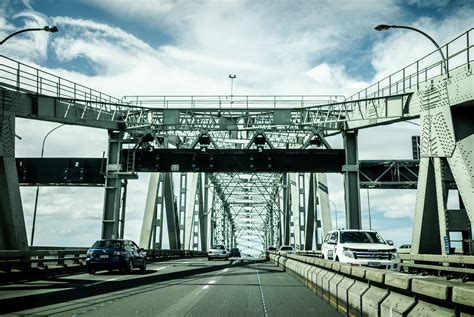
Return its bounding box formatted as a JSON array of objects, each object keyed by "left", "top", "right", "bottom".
[{"left": 0, "top": 257, "right": 340, "bottom": 316}]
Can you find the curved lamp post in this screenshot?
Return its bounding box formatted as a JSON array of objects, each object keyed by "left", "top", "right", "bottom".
[
  {"left": 0, "top": 26, "right": 58, "bottom": 45},
  {"left": 374, "top": 24, "right": 447, "bottom": 74},
  {"left": 30, "top": 124, "right": 65, "bottom": 245}
]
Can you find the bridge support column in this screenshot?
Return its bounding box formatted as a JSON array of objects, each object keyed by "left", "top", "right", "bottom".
[
  {"left": 343, "top": 130, "right": 361, "bottom": 229},
  {"left": 184, "top": 173, "right": 204, "bottom": 250},
  {"left": 304, "top": 173, "right": 316, "bottom": 250},
  {"left": 201, "top": 173, "right": 210, "bottom": 251},
  {"left": 317, "top": 173, "right": 332, "bottom": 239},
  {"left": 101, "top": 130, "right": 124, "bottom": 239},
  {"left": 291, "top": 173, "right": 302, "bottom": 250},
  {"left": 282, "top": 173, "right": 290, "bottom": 246},
  {"left": 140, "top": 173, "right": 165, "bottom": 249},
  {"left": 164, "top": 173, "right": 180, "bottom": 249},
  {"left": 0, "top": 90, "right": 28, "bottom": 249}
]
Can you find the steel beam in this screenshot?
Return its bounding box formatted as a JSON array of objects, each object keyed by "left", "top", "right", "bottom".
[
  {"left": 164, "top": 173, "right": 180, "bottom": 249},
  {"left": 0, "top": 89, "right": 28, "bottom": 250},
  {"left": 124, "top": 148, "right": 345, "bottom": 173},
  {"left": 101, "top": 130, "right": 123, "bottom": 239},
  {"left": 343, "top": 130, "right": 361, "bottom": 229}
]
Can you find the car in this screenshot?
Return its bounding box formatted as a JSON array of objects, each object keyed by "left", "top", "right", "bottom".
[
  {"left": 267, "top": 246, "right": 277, "bottom": 252},
  {"left": 397, "top": 244, "right": 411, "bottom": 254},
  {"left": 278, "top": 245, "right": 295, "bottom": 254},
  {"left": 85, "top": 239, "right": 147, "bottom": 274},
  {"left": 208, "top": 244, "right": 229, "bottom": 261},
  {"left": 229, "top": 247, "right": 241, "bottom": 257},
  {"left": 321, "top": 229, "right": 400, "bottom": 270}
]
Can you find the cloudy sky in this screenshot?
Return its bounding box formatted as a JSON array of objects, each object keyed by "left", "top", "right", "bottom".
[{"left": 2, "top": 0, "right": 472, "bottom": 249}]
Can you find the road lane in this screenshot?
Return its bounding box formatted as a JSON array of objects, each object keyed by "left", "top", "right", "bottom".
[{"left": 0, "top": 258, "right": 340, "bottom": 316}]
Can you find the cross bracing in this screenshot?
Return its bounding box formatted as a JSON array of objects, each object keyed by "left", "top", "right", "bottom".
[{"left": 1, "top": 29, "right": 473, "bottom": 256}]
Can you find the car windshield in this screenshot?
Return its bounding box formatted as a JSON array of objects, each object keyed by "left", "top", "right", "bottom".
[
  {"left": 91, "top": 240, "right": 123, "bottom": 249},
  {"left": 211, "top": 245, "right": 225, "bottom": 250},
  {"left": 280, "top": 246, "right": 293, "bottom": 250},
  {"left": 340, "top": 232, "right": 385, "bottom": 244}
]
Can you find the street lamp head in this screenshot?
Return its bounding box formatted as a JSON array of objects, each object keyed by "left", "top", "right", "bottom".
[
  {"left": 229, "top": 74, "right": 236, "bottom": 79},
  {"left": 43, "top": 26, "right": 59, "bottom": 33},
  {"left": 374, "top": 24, "right": 391, "bottom": 31}
]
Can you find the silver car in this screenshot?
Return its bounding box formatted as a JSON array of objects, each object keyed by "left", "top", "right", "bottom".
[{"left": 208, "top": 244, "right": 229, "bottom": 261}]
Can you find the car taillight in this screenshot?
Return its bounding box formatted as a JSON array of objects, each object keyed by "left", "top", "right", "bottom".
[{"left": 114, "top": 251, "right": 123, "bottom": 256}]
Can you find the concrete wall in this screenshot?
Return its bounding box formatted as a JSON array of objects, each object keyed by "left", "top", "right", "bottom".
[{"left": 270, "top": 253, "right": 474, "bottom": 317}]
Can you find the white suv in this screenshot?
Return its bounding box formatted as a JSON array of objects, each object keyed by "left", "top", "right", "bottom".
[
  {"left": 208, "top": 244, "right": 229, "bottom": 261},
  {"left": 321, "top": 229, "right": 400, "bottom": 270}
]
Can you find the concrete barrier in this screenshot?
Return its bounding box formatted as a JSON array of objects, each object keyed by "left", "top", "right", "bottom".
[
  {"left": 328, "top": 272, "right": 344, "bottom": 309},
  {"left": 269, "top": 254, "right": 473, "bottom": 316},
  {"left": 337, "top": 276, "right": 356, "bottom": 314},
  {"left": 380, "top": 292, "right": 416, "bottom": 317},
  {"left": 348, "top": 280, "right": 370, "bottom": 317},
  {"left": 361, "top": 285, "right": 389, "bottom": 317}
]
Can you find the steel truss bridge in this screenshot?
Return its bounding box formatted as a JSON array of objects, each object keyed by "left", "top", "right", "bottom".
[{"left": 1, "top": 28, "right": 473, "bottom": 260}]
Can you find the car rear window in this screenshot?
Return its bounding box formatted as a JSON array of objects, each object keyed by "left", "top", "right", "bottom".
[
  {"left": 211, "top": 245, "right": 225, "bottom": 249},
  {"left": 92, "top": 240, "right": 123, "bottom": 249},
  {"left": 280, "top": 246, "right": 293, "bottom": 251},
  {"left": 340, "top": 232, "right": 385, "bottom": 244}
]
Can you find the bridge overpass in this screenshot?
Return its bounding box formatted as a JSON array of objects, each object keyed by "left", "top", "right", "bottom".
[{"left": 0, "top": 28, "right": 473, "bottom": 315}]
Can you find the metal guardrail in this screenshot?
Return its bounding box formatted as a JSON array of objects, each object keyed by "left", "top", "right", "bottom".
[
  {"left": 0, "top": 247, "right": 207, "bottom": 273},
  {"left": 122, "top": 95, "right": 345, "bottom": 109},
  {"left": 288, "top": 250, "right": 474, "bottom": 276},
  {"left": 348, "top": 28, "right": 473, "bottom": 103}
]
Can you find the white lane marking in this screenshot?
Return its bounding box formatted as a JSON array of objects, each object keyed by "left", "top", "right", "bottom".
[
  {"left": 202, "top": 280, "right": 216, "bottom": 290},
  {"left": 223, "top": 268, "right": 229, "bottom": 272},
  {"left": 84, "top": 278, "right": 118, "bottom": 287},
  {"left": 156, "top": 266, "right": 167, "bottom": 270},
  {"left": 255, "top": 261, "right": 269, "bottom": 317}
]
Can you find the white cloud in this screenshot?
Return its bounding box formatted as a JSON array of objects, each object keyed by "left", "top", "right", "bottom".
[{"left": 4, "top": 0, "right": 472, "bottom": 248}]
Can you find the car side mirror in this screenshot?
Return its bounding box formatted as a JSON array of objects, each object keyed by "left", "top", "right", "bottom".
[{"left": 386, "top": 240, "right": 394, "bottom": 246}]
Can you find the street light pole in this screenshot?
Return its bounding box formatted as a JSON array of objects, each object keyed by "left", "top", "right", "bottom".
[
  {"left": 30, "top": 124, "right": 65, "bottom": 246},
  {"left": 0, "top": 26, "right": 58, "bottom": 45},
  {"left": 374, "top": 24, "right": 447, "bottom": 74},
  {"left": 228, "top": 74, "right": 236, "bottom": 97}
]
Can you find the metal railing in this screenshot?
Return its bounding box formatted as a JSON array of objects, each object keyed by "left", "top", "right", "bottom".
[
  {"left": 122, "top": 95, "right": 345, "bottom": 109},
  {"left": 347, "top": 28, "right": 473, "bottom": 103},
  {"left": 0, "top": 247, "right": 207, "bottom": 273}
]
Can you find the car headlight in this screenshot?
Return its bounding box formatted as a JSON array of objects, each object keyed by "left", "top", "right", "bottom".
[
  {"left": 342, "top": 247, "right": 354, "bottom": 258},
  {"left": 86, "top": 251, "right": 93, "bottom": 257},
  {"left": 114, "top": 251, "right": 123, "bottom": 256},
  {"left": 391, "top": 252, "right": 399, "bottom": 259}
]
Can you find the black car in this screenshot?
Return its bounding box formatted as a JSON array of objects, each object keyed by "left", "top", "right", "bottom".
[
  {"left": 86, "top": 239, "right": 147, "bottom": 274},
  {"left": 229, "top": 247, "right": 241, "bottom": 257}
]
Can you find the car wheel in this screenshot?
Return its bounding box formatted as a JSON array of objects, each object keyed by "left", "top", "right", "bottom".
[
  {"left": 225, "top": 257, "right": 229, "bottom": 261},
  {"left": 335, "top": 256, "right": 339, "bottom": 262},
  {"left": 88, "top": 267, "right": 96, "bottom": 275},
  {"left": 140, "top": 260, "right": 147, "bottom": 272},
  {"left": 208, "top": 257, "right": 212, "bottom": 261},
  {"left": 125, "top": 260, "right": 134, "bottom": 273}
]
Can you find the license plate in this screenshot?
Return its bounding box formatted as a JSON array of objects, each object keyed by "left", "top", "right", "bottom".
[
  {"left": 368, "top": 262, "right": 381, "bottom": 267},
  {"left": 100, "top": 255, "right": 109, "bottom": 258}
]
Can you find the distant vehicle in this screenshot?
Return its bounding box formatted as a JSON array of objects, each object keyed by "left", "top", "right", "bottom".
[
  {"left": 278, "top": 245, "right": 295, "bottom": 254},
  {"left": 86, "top": 239, "right": 147, "bottom": 274},
  {"left": 229, "top": 247, "right": 241, "bottom": 257},
  {"left": 208, "top": 244, "right": 229, "bottom": 261},
  {"left": 397, "top": 244, "right": 411, "bottom": 253},
  {"left": 267, "top": 246, "right": 277, "bottom": 252},
  {"left": 321, "top": 229, "right": 400, "bottom": 270}
]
